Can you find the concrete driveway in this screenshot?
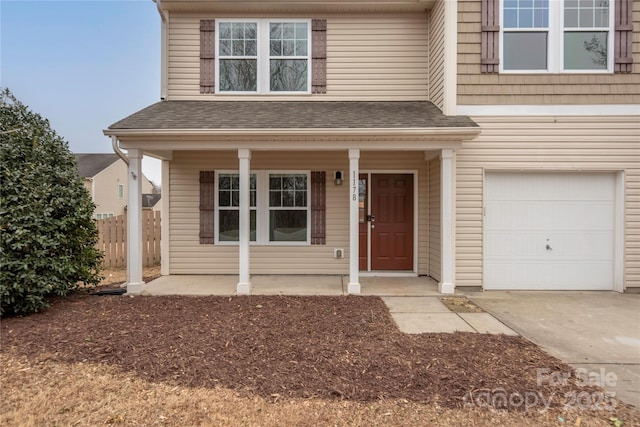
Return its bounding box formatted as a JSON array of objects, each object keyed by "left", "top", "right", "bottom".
[{"left": 467, "top": 291, "right": 640, "bottom": 408}]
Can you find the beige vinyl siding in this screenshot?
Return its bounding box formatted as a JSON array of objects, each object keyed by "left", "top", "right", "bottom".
[
  {"left": 167, "top": 13, "right": 429, "bottom": 101},
  {"left": 455, "top": 116, "right": 640, "bottom": 289},
  {"left": 427, "top": 0, "right": 445, "bottom": 111},
  {"left": 428, "top": 157, "right": 441, "bottom": 281},
  {"left": 169, "top": 150, "right": 433, "bottom": 275},
  {"left": 457, "top": 0, "right": 640, "bottom": 105}
]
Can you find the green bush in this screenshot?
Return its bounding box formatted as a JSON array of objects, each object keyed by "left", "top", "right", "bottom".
[{"left": 0, "top": 88, "right": 102, "bottom": 316}]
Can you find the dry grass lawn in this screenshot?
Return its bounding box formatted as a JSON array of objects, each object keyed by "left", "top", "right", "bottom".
[{"left": 1, "top": 353, "right": 629, "bottom": 427}]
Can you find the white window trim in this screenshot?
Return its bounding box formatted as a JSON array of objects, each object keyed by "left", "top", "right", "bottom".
[
  {"left": 214, "top": 170, "right": 311, "bottom": 245},
  {"left": 500, "top": 0, "right": 614, "bottom": 74},
  {"left": 215, "top": 19, "right": 312, "bottom": 95}
]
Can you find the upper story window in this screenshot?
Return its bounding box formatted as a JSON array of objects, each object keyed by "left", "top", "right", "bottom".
[
  {"left": 216, "top": 19, "right": 311, "bottom": 94},
  {"left": 501, "top": 0, "right": 613, "bottom": 73}
]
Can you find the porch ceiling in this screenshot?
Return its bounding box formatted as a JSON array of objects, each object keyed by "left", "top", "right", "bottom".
[{"left": 106, "top": 101, "right": 479, "bottom": 145}]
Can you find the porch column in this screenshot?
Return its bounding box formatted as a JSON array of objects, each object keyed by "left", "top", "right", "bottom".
[
  {"left": 126, "top": 148, "right": 145, "bottom": 294},
  {"left": 348, "top": 149, "right": 361, "bottom": 294},
  {"left": 160, "top": 159, "right": 170, "bottom": 276},
  {"left": 440, "top": 149, "right": 455, "bottom": 294},
  {"left": 237, "top": 148, "right": 252, "bottom": 294}
]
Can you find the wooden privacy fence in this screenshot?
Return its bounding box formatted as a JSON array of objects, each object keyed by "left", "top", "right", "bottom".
[{"left": 96, "top": 211, "right": 161, "bottom": 268}]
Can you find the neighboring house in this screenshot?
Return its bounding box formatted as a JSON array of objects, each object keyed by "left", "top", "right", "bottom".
[
  {"left": 105, "top": 0, "right": 639, "bottom": 295},
  {"left": 75, "top": 153, "right": 157, "bottom": 218}
]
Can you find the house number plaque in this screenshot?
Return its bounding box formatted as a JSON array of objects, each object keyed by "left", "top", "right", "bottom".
[{"left": 352, "top": 171, "right": 357, "bottom": 201}]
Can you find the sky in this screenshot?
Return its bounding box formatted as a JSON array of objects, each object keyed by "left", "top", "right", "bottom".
[{"left": 1, "top": 0, "right": 163, "bottom": 185}]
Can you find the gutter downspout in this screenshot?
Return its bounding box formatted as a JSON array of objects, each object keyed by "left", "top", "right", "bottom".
[
  {"left": 111, "top": 136, "right": 129, "bottom": 166},
  {"left": 153, "top": 0, "right": 169, "bottom": 100}
]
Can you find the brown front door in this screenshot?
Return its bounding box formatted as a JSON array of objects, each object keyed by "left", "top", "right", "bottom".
[{"left": 370, "top": 174, "right": 413, "bottom": 270}]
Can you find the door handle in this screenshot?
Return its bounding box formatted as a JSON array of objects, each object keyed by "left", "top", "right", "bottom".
[
  {"left": 546, "top": 244, "right": 552, "bottom": 251},
  {"left": 367, "top": 215, "right": 376, "bottom": 222}
]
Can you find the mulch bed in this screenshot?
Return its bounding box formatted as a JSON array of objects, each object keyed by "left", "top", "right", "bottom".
[{"left": 1, "top": 294, "right": 610, "bottom": 410}]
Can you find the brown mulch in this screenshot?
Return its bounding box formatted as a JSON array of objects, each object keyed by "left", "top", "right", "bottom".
[{"left": 0, "top": 294, "right": 619, "bottom": 412}]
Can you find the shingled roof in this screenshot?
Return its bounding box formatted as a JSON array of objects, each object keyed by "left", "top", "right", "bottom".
[
  {"left": 108, "top": 101, "right": 478, "bottom": 130},
  {"left": 75, "top": 153, "right": 120, "bottom": 178}
]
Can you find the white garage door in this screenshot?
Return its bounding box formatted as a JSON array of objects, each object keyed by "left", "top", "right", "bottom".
[{"left": 484, "top": 172, "right": 615, "bottom": 290}]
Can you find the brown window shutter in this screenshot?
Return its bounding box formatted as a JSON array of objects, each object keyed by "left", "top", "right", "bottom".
[
  {"left": 310, "top": 171, "right": 326, "bottom": 245},
  {"left": 312, "top": 19, "right": 327, "bottom": 94},
  {"left": 200, "top": 171, "right": 215, "bottom": 244},
  {"left": 200, "top": 19, "right": 216, "bottom": 93},
  {"left": 481, "top": 0, "right": 500, "bottom": 73},
  {"left": 614, "top": 0, "right": 633, "bottom": 73}
]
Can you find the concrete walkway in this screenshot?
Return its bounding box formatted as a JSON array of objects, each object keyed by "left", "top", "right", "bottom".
[
  {"left": 382, "top": 297, "right": 518, "bottom": 335},
  {"left": 467, "top": 291, "right": 640, "bottom": 408}
]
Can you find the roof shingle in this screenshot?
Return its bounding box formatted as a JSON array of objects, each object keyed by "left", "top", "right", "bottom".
[
  {"left": 108, "top": 101, "right": 478, "bottom": 130},
  {"left": 75, "top": 153, "right": 120, "bottom": 178}
]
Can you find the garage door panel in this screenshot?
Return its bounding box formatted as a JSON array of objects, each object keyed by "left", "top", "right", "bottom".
[
  {"left": 486, "top": 173, "right": 615, "bottom": 201},
  {"left": 487, "top": 202, "right": 614, "bottom": 229},
  {"left": 485, "top": 261, "right": 614, "bottom": 290},
  {"left": 485, "top": 231, "right": 613, "bottom": 260},
  {"left": 484, "top": 172, "right": 615, "bottom": 291}
]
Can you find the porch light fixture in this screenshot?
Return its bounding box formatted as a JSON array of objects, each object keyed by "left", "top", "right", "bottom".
[{"left": 334, "top": 170, "right": 343, "bottom": 186}]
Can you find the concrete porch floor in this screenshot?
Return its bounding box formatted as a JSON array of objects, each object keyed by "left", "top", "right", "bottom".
[{"left": 141, "top": 274, "right": 442, "bottom": 296}]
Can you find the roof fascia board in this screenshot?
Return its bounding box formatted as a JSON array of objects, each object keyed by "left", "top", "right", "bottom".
[
  {"left": 117, "top": 139, "right": 467, "bottom": 152},
  {"left": 104, "top": 127, "right": 479, "bottom": 138}
]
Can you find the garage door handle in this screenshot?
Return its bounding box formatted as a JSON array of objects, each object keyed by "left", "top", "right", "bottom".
[{"left": 546, "top": 244, "right": 552, "bottom": 251}]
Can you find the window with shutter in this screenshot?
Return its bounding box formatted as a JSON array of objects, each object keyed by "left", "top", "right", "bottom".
[
  {"left": 199, "top": 18, "right": 327, "bottom": 94},
  {"left": 486, "top": 0, "right": 631, "bottom": 74}
]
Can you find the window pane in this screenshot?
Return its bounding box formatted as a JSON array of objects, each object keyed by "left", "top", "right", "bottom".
[
  {"left": 220, "top": 39, "right": 232, "bottom": 56},
  {"left": 503, "top": 32, "right": 548, "bottom": 70},
  {"left": 219, "top": 190, "right": 231, "bottom": 207},
  {"left": 295, "top": 191, "right": 306, "bottom": 207},
  {"left": 232, "top": 40, "right": 245, "bottom": 56},
  {"left": 565, "top": 9, "right": 579, "bottom": 27},
  {"left": 282, "top": 190, "right": 294, "bottom": 207},
  {"left": 564, "top": 32, "right": 607, "bottom": 70},
  {"left": 270, "top": 176, "right": 281, "bottom": 190},
  {"left": 504, "top": 9, "right": 518, "bottom": 28},
  {"left": 219, "top": 23, "right": 232, "bottom": 39},
  {"left": 283, "top": 176, "right": 294, "bottom": 190},
  {"left": 270, "top": 59, "right": 308, "bottom": 92},
  {"left": 270, "top": 23, "right": 282, "bottom": 39},
  {"left": 219, "top": 175, "right": 230, "bottom": 190},
  {"left": 231, "top": 190, "right": 239, "bottom": 207},
  {"left": 220, "top": 59, "right": 257, "bottom": 91},
  {"left": 219, "top": 210, "right": 256, "bottom": 242},
  {"left": 270, "top": 210, "right": 307, "bottom": 242},
  {"left": 270, "top": 40, "right": 282, "bottom": 56},
  {"left": 270, "top": 191, "right": 281, "bottom": 207}
]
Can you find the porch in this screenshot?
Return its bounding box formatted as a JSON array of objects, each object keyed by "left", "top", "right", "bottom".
[{"left": 142, "top": 274, "right": 441, "bottom": 296}]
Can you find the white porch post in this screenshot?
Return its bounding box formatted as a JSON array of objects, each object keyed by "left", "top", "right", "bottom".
[
  {"left": 237, "top": 148, "right": 252, "bottom": 294},
  {"left": 126, "top": 148, "right": 145, "bottom": 293},
  {"left": 348, "top": 149, "right": 361, "bottom": 294},
  {"left": 160, "top": 159, "right": 170, "bottom": 276},
  {"left": 439, "top": 149, "right": 455, "bottom": 294}
]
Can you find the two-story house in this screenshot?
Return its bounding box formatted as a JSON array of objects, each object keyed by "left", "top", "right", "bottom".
[
  {"left": 75, "top": 153, "right": 158, "bottom": 218},
  {"left": 105, "top": 0, "right": 639, "bottom": 295}
]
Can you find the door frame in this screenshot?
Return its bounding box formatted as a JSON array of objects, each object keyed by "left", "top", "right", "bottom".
[{"left": 359, "top": 170, "right": 419, "bottom": 276}]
